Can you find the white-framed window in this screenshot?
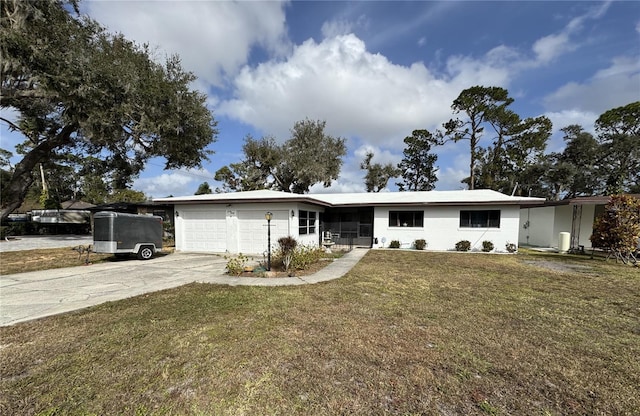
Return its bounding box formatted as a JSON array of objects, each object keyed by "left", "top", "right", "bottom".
[
  {"left": 388, "top": 211, "right": 424, "bottom": 227},
  {"left": 299, "top": 210, "right": 316, "bottom": 235},
  {"left": 459, "top": 210, "right": 501, "bottom": 228}
]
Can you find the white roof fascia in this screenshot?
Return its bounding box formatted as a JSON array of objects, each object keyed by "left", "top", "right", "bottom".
[{"left": 153, "top": 189, "right": 545, "bottom": 207}]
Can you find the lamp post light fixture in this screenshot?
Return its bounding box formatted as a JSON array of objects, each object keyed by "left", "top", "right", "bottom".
[{"left": 265, "top": 211, "right": 273, "bottom": 271}]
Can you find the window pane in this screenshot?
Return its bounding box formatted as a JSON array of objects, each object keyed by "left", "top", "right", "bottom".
[
  {"left": 459, "top": 210, "right": 500, "bottom": 228},
  {"left": 389, "top": 212, "right": 398, "bottom": 227},
  {"left": 389, "top": 211, "right": 423, "bottom": 227},
  {"left": 415, "top": 212, "right": 424, "bottom": 227}
]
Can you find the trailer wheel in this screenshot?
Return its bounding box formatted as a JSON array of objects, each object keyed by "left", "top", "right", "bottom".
[{"left": 137, "top": 245, "right": 154, "bottom": 260}]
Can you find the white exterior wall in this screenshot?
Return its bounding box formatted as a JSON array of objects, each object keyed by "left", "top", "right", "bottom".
[
  {"left": 519, "top": 204, "right": 599, "bottom": 249},
  {"left": 578, "top": 204, "right": 595, "bottom": 248},
  {"left": 519, "top": 206, "right": 556, "bottom": 247},
  {"left": 552, "top": 205, "right": 572, "bottom": 249},
  {"left": 373, "top": 205, "right": 521, "bottom": 252},
  {"left": 174, "top": 202, "right": 322, "bottom": 254}
]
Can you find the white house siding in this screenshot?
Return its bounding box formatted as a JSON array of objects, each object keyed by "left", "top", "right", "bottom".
[
  {"left": 519, "top": 206, "right": 556, "bottom": 247},
  {"left": 577, "top": 204, "right": 596, "bottom": 248},
  {"left": 552, "top": 206, "right": 573, "bottom": 249},
  {"left": 519, "top": 204, "right": 597, "bottom": 249},
  {"left": 373, "top": 205, "right": 521, "bottom": 252},
  {"left": 174, "top": 202, "right": 323, "bottom": 254}
]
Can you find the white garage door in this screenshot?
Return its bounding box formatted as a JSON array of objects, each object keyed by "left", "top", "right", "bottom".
[
  {"left": 238, "top": 210, "right": 289, "bottom": 254},
  {"left": 182, "top": 210, "right": 227, "bottom": 252}
]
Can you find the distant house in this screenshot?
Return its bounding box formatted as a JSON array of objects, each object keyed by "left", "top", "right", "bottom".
[
  {"left": 518, "top": 195, "right": 640, "bottom": 251},
  {"left": 89, "top": 202, "right": 173, "bottom": 223},
  {"left": 154, "top": 189, "right": 544, "bottom": 254}
]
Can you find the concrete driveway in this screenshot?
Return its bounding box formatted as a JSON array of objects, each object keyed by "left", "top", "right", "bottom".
[
  {"left": 0, "top": 234, "right": 93, "bottom": 252},
  {"left": 0, "top": 248, "right": 368, "bottom": 326}
]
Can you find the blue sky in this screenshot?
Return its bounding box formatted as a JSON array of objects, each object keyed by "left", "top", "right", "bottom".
[{"left": 1, "top": 1, "right": 639, "bottom": 198}]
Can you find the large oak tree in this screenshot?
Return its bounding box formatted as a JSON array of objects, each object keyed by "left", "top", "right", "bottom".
[
  {"left": 0, "top": 0, "right": 217, "bottom": 219},
  {"left": 215, "top": 119, "right": 346, "bottom": 194}
]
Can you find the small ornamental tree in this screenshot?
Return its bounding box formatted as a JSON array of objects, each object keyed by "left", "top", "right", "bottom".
[
  {"left": 277, "top": 236, "right": 298, "bottom": 271},
  {"left": 590, "top": 195, "right": 640, "bottom": 257}
]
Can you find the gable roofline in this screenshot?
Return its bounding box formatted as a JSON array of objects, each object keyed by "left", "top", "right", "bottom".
[{"left": 153, "top": 189, "right": 545, "bottom": 208}]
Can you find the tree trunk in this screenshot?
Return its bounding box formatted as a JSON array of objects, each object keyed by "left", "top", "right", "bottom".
[{"left": 0, "top": 126, "right": 75, "bottom": 221}]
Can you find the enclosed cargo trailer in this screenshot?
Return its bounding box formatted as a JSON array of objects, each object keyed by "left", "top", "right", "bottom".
[{"left": 93, "top": 211, "right": 163, "bottom": 260}]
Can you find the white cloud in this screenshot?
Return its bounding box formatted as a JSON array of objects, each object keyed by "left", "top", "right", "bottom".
[
  {"left": 532, "top": 32, "right": 574, "bottom": 64},
  {"left": 321, "top": 15, "right": 370, "bottom": 39},
  {"left": 435, "top": 166, "right": 467, "bottom": 191},
  {"left": 354, "top": 144, "right": 401, "bottom": 166},
  {"left": 434, "top": 152, "right": 469, "bottom": 191},
  {"left": 218, "top": 34, "right": 512, "bottom": 148},
  {"left": 541, "top": 109, "right": 599, "bottom": 153},
  {"left": 84, "top": 1, "right": 289, "bottom": 86},
  {"left": 136, "top": 169, "right": 214, "bottom": 198},
  {"left": 543, "top": 56, "right": 640, "bottom": 114},
  {"left": 527, "top": 1, "right": 612, "bottom": 67}
]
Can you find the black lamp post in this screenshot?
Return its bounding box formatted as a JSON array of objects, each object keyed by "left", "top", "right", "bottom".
[{"left": 265, "top": 211, "right": 272, "bottom": 271}]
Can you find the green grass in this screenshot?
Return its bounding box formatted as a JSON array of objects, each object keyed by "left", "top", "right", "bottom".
[{"left": 1, "top": 250, "right": 638, "bottom": 415}]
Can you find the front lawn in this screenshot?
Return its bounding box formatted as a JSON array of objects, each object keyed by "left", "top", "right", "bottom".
[{"left": 1, "top": 250, "right": 638, "bottom": 415}]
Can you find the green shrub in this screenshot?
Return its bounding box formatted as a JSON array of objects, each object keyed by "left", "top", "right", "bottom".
[
  {"left": 505, "top": 242, "right": 517, "bottom": 253},
  {"left": 290, "top": 245, "right": 324, "bottom": 270},
  {"left": 481, "top": 240, "right": 494, "bottom": 252},
  {"left": 389, "top": 240, "right": 401, "bottom": 249},
  {"left": 225, "top": 253, "right": 249, "bottom": 276},
  {"left": 455, "top": 240, "right": 471, "bottom": 252},
  {"left": 414, "top": 239, "right": 427, "bottom": 250}
]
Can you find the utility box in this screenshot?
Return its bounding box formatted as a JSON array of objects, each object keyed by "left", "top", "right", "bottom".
[
  {"left": 558, "top": 232, "right": 570, "bottom": 254},
  {"left": 93, "top": 211, "right": 163, "bottom": 260}
]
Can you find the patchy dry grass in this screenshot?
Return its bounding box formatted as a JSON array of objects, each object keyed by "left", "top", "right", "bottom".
[
  {"left": 0, "top": 246, "right": 176, "bottom": 275},
  {"left": 1, "top": 250, "right": 638, "bottom": 415},
  {"left": 0, "top": 247, "right": 113, "bottom": 275}
]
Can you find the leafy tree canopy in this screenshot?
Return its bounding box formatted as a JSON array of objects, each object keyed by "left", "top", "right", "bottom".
[
  {"left": 215, "top": 119, "right": 346, "bottom": 194},
  {"left": 0, "top": 0, "right": 217, "bottom": 219},
  {"left": 530, "top": 102, "right": 639, "bottom": 200},
  {"left": 195, "top": 182, "right": 212, "bottom": 195},
  {"left": 594, "top": 101, "right": 640, "bottom": 194},
  {"left": 396, "top": 129, "right": 439, "bottom": 192},
  {"left": 443, "top": 86, "right": 514, "bottom": 190},
  {"left": 360, "top": 151, "right": 399, "bottom": 193}
]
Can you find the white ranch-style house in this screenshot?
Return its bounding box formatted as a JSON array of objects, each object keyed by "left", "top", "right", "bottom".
[{"left": 154, "top": 189, "right": 545, "bottom": 254}]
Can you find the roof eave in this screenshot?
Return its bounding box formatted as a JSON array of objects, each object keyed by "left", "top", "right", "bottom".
[{"left": 153, "top": 196, "right": 332, "bottom": 207}]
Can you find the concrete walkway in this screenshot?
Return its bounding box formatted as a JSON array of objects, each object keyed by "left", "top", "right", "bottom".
[{"left": 0, "top": 248, "right": 369, "bottom": 326}]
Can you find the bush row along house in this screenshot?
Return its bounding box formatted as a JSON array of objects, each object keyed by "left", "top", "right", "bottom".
[{"left": 153, "top": 189, "right": 545, "bottom": 254}]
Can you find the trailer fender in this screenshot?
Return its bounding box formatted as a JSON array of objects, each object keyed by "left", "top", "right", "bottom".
[{"left": 134, "top": 244, "right": 156, "bottom": 260}]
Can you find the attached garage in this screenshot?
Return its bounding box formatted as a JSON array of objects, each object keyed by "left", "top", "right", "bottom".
[
  {"left": 170, "top": 196, "right": 311, "bottom": 255},
  {"left": 180, "top": 210, "right": 226, "bottom": 252}
]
